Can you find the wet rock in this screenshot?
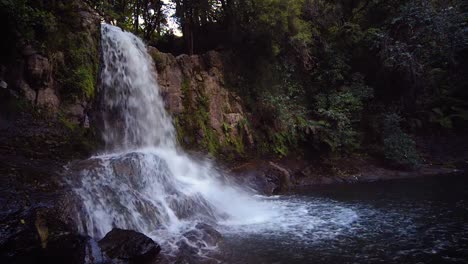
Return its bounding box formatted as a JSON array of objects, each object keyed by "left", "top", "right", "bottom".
[
  {"left": 230, "top": 161, "right": 292, "bottom": 195},
  {"left": 98, "top": 228, "right": 161, "bottom": 263},
  {"left": 148, "top": 47, "right": 184, "bottom": 114},
  {"left": 174, "top": 223, "right": 222, "bottom": 264},
  {"left": 182, "top": 223, "right": 222, "bottom": 248},
  {"left": 246, "top": 172, "right": 277, "bottom": 195},
  {"left": 108, "top": 152, "right": 172, "bottom": 191},
  {"left": 0, "top": 204, "right": 100, "bottom": 264},
  {"left": 265, "top": 162, "right": 292, "bottom": 194}
]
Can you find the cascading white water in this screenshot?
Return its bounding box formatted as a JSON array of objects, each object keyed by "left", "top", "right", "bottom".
[
  {"left": 99, "top": 24, "right": 175, "bottom": 151},
  {"left": 70, "top": 24, "right": 358, "bottom": 257}
]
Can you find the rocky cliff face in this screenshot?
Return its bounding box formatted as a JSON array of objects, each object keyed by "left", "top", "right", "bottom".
[
  {"left": 0, "top": 1, "right": 100, "bottom": 127},
  {"left": 0, "top": 0, "right": 101, "bottom": 164},
  {"left": 149, "top": 47, "right": 254, "bottom": 159},
  {"left": 0, "top": 2, "right": 103, "bottom": 262}
]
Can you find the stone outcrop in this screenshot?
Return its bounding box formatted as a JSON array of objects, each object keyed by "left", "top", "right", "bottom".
[
  {"left": 230, "top": 161, "right": 293, "bottom": 194},
  {"left": 14, "top": 52, "right": 60, "bottom": 111},
  {"left": 266, "top": 161, "right": 292, "bottom": 193},
  {"left": 98, "top": 228, "right": 161, "bottom": 263},
  {"left": 148, "top": 47, "right": 254, "bottom": 157},
  {"left": 0, "top": 0, "right": 100, "bottom": 126}
]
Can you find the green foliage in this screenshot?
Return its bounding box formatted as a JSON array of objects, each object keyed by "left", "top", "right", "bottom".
[
  {"left": 370, "top": 1, "right": 467, "bottom": 115},
  {"left": 0, "top": 0, "right": 99, "bottom": 101},
  {"left": 86, "top": 0, "right": 168, "bottom": 41},
  {"left": 382, "top": 113, "right": 420, "bottom": 167},
  {"left": 429, "top": 106, "right": 468, "bottom": 129},
  {"left": 54, "top": 29, "right": 99, "bottom": 101},
  {"left": 222, "top": 122, "right": 230, "bottom": 134},
  {"left": 312, "top": 74, "right": 373, "bottom": 153},
  {"left": 256, "top": 63, "right": 310, "bottom": 156},
  {"left": 58, "top": 111, "right": 78, "bottom": 131},
  {"left": 221, "top": 121, "right": 245, "bottom": 156},
  {"left": 254, "top": 0, "right": 312, "bottom": 51},
  {"left": 0, "top": 0, "right": 57, "bottom": 41}
]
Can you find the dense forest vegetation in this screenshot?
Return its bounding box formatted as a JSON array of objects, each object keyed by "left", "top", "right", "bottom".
[
  {"left": 86, "top": 0, "right": 468, "bottom": 167},
  {"left": 1, "top": 0, "right": 467, "bottom": 167}
]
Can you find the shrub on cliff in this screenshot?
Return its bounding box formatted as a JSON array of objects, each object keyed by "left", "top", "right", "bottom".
[
  {"left": 0, "top": 0, "right": 57, "bottom": 42},
  {"left": 312, "top": 73, "right": 373, "bottom": 154},
  {"left": 382, "top": 113, "right": 420, "bottom": 168}
]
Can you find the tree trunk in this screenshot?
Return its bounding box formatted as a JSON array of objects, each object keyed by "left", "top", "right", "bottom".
[{"left": 134, "top": 0, "right": 140, "bottom": 34}]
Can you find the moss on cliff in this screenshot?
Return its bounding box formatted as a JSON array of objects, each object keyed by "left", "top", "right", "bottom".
[
  {"left": 222, "top": 122, "right": 245, "bottom": 159},
  {"left": 0, "top": 0, "right": 101, "bottom": 156},
  {"left": 51, "top": 15, "right": 100, "bottom": 102},
  {"left": 176, "top": 78, "right": 220, "bottom": 156}
]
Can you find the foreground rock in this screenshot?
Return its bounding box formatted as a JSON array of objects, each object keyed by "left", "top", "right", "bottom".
[
  {"left": 0, "top": 135, "right": 101, "bottom": 263},
  {"left": 0, "top": 202, "right": 102, "bottom": 264},
  {"left": 98, "top": 229, "right": 161, "bottom": 263}
]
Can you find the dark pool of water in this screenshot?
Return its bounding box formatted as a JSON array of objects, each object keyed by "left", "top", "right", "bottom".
[{"left": 220, "top": 174, "right": 468, "bottom": 264}]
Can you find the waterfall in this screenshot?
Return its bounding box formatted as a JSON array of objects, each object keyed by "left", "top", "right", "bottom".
[
  {"left": 99, "top": 24, "right": 175, "bottom": 151},
  {"left": 69, "top": 24, "right": 273, "bottom": 250}
]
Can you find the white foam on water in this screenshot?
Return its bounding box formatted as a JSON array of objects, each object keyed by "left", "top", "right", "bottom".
[{"left": 219, "top": 196, "right": 359, "bottom": 243}]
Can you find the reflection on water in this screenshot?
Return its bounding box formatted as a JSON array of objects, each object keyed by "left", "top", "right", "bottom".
[{"left": 220, "top": 175, "right": 468, "bottom": 264}]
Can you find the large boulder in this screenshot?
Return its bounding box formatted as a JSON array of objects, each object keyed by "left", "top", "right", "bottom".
[
  {"left": 266, "top": 162, "right": 292, "bottom": 193},
  {"left": 98, "top": 228, "right": 161, "bottom": 263},
  {"left": 230, "top": 161, "right": 293, "bottom": 195}
]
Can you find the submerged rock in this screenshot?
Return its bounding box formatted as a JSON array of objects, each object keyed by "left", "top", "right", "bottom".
[
  {"left": 98, "top": 228, "right": 161, "bottom": 263},
  {"left": 173, "top": 223, "right": 222, "bottom": 264},
  {"left": 181, "top": 223, "right": 222, "bottom": 248}
]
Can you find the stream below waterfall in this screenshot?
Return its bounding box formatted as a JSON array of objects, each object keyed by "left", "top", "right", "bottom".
[{"left": 218, "top": 174, "right": 468, "bottom": 264}]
